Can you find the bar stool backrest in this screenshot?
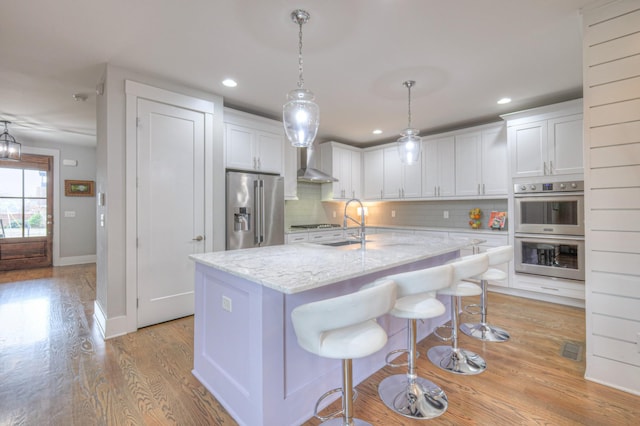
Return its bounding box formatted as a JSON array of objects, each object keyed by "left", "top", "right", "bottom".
[
  {"left": 383, "top": 264, "right": 453, "bottom": 299},
  {"left": 486, "top": 245, "right": 513, "bottom": 267},
  {"left": 291, "top": 280, "right": 397, "bottom": 356},
  {"left": 450, "top": 253, "right": 489, "bottom": 289}
]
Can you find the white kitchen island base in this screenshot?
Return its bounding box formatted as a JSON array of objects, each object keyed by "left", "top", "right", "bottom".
[{"left": 191, "top": 234, "right": 479, "bottom": 426}]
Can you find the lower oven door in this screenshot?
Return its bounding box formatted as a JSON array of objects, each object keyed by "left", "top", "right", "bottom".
[{"left": 514, "top": 236, "right": 585, "bottom": 281}]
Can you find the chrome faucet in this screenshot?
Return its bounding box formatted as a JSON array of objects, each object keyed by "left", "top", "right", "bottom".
[{"left": 343, "top": 198, "right": 366, "bottom": 245}]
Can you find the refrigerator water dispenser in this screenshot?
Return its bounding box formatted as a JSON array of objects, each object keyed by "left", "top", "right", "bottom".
[{"left": 234, "top": 207, "right": 251, "bottom": 232}]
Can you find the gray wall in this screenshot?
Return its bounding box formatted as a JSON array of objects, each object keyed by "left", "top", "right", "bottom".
[
  {"left": 285, "top": 182, "right": 508, "bottom": 230},
  {"left": 21, "top": 138, "right": 97, "bottom": 260}
]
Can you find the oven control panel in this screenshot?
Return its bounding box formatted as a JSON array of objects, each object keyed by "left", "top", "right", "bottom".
[{"left": 514, "top": 181, "right": 583, "bottom": 194}]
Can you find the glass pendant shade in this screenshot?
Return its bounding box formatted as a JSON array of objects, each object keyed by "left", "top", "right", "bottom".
[
  {"left": 397, "top": 127, "right": 421, "bottom": 165},
  {"left": 283, "top": 88, "right": 320, "bottom": 148},
  {"left": 0, "top": 121, "right": 21, "bottom": 161}
]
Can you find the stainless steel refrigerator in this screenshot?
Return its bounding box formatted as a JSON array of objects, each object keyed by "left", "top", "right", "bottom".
[{"left": 226, "top": 171, "right": 285, "bottom": 250}]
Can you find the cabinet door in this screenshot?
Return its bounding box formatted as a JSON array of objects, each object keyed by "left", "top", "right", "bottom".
[
  {"left": 284, "top": 142, "right": 298, "bottom": 200},
  {"left": 256, "top": 131, "right": 284, "bottom": 174},
  {"left": 402, "top": 160, "right": 422, "bottom": 198},
  {"left": 382, "top": 146, "right": 403, "bottom": 198},
  {"left": 481, "top": 126, "right": 508, "bottom": 196},
  {"left": 363, "top": 149, "right": 384, "bottom": 199},
  {"left": 225, "top": 123, "right": 256, "bottom": 171},
  {"left": 350, "top": 150, "right": 362, "bottom": 199},
  {"left": 548, "top": 114, "right": 583, "bottom": 175},
  {"left": 423, "top": 137, "right": 455, "bottom": 198},
  {"left": 510, "top": 121, "right": 546, "bottom": 177},
  {"left": 455, "top": 132, "right": 482, "bottom": 196}
]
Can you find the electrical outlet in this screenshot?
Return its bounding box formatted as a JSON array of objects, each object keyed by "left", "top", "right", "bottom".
[
  {"left": 391, "top": 210, "right": 396, "bottom": 218},
  {"left": 222, "top": 296, "right": 232, "bottom": 312},
  {"left": 443, "top": 210, "right": 449, "bottom": 219}
]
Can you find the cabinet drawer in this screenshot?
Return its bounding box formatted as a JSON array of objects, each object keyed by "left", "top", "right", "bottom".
[
  {"left": 286, "top": 233, "right": 309, "bottom": 244},
  {"left": 512, "top": 274, "right": 584, "bottom": 300},
  {"left": 308, "top": 230, "right": 344, "bottom": 242}
]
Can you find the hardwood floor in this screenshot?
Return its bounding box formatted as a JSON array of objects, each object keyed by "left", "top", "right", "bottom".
[{"left": 1, "top": 264, "right": 638, "bottom": 425}]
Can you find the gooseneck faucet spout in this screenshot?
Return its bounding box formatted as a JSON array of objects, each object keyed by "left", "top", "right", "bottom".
[{"left": 343, "top": 198, "right": 366, "bottom": 245}]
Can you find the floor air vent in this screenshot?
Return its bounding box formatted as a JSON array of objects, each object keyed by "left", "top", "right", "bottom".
[{"left": 561, "top": 341, "right": 584, "bottom": 361}]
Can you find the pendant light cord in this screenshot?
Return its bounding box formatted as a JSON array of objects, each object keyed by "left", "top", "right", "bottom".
[{"left": 297, "top": 21, "right": 304, "bottom": 89}]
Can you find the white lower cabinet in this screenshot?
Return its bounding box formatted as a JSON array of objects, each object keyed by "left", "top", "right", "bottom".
[
  {"left": 511, "top": 274, "right": 584, "bottom": 300},
  {"left": 286, "top": 233, "right": 309, "bottom": 244}
]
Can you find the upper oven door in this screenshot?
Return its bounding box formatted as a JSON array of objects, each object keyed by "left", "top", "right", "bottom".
[{"left": 514, "top": 195, "right": 584, "bottom": 236}]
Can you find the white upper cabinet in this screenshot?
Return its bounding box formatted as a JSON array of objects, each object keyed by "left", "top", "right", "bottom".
[
  {"left": 454, "top": 124, "right": 508, "bottom": 197},
  {"left": 503, "top": 99, "right": 583, "bottom": 178},
  {"left": 382, "top": 146, "right": 422, "bottom": 199},
  {"left": 320, "top": 142, "right": 362, "bottom": 200},
  {"left": 363, "top": 148, "right": 384, "bottom": 200},
  {"left": 224, "top": 108, "right": 284, "bottom": 175},
  {"left": 283, "top": 142, "right": 298, "bottom": 200},
  {"left": 422, "top": 136, "right": 455, "bottom": 198}
]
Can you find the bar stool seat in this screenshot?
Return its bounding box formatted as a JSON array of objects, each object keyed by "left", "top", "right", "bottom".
[
  {"left": 291, "top": 280, "right": 397, "bottom": 426},
  {"left": 368, "top": 264, "right": 452, "bottom": 419},
  {"left": 460, "top": 245, "right": 513, "bottom": 342},
  {"left": 427, "top": 253, "right": 489, "bottom": 375}
]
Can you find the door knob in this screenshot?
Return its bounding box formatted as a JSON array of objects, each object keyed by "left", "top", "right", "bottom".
[{"left": 192, "top": 235, "right": 204, "bottom": 241}]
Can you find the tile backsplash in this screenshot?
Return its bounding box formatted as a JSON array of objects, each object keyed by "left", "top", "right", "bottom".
[{"left": 286, "top": 182, "right": 508, "bottom": 230}]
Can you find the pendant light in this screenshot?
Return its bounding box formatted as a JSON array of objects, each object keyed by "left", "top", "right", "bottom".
[
  {"left": 283, "top": 9, "right": 319, "bottom": 148},
  {"left": 397, "top": 80, "right": 421, "bottom": 165},
  {"left": 0, "top": 121, "right": 22, "bottom": 161}
]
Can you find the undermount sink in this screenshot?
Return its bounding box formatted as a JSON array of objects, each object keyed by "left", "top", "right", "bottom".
[{"left": 321, "top": 240, "right": 370, "bottom": 247}]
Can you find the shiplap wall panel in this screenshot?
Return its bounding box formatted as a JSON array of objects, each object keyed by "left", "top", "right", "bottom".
[
  {"left": 589, "top": 187, "right": 640, "bottom": 209},
  {"left": 591, "top": 292, "right": 640, "bottom": 322},
  {"left": 585, "top": 356, "right": 640, "bottom": 395},
  {"left": 591, "top": 251, "right": 640, "bottom": 278},
  {"left": 590, "top": 143, "right": 640, "bottom": 167},
  {"left": 591, "top": 271, "right": 640, "bottom": 297},
  {"left": 590, "top": 98, "right": 640, "bottom": 127},
  {"left": 589, "top": 76, "right": 640, "bottom": 105},
  {"left": 588, "top": 31, "right": 640, "bottom": 65},
  {"left": 590, "top": 230, "right": 640, "bottom": 252},
  {"left": 591, "top": 211, "right": 640, "bottom": 231},
  {"left": 592, "top": 335, "right": 640, "bottom": 367},
  {"left": 588, "top": 53, "right": 640, "bottom": 86},
  {"left": 585, "top": 6, "right": 640, "bottom": 45},
  {"left": 593, "top": 314, "right": 640, "bottom": 343},
  {"left": 589, "top": 120, "right": 640, "bottom": 148},
  {"left": 590, "top": 165, "right": 640, "bottom": 188}
]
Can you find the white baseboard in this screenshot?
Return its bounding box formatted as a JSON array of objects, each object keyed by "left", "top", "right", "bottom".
[
  {"left": 93, "top": 299, "right": 135, "bottom": 340},
  {"left": 56, "top": 254, "right": 97, "bottom": 266}
]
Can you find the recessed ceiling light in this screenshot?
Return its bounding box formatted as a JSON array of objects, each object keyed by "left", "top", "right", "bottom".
[
  {"left": 222, "top": 79, "right": 238, "bottom": 88},
  {"left": 372, "top": 129, "right": 383, "bottom": 135},
  {"left": 497, "top": 97, "right": 512, "bottom": 104}
]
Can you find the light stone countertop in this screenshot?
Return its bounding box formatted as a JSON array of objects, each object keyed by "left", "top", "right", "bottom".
[{"left": 190, "top": 233, "right": 483, "bottom": 294}]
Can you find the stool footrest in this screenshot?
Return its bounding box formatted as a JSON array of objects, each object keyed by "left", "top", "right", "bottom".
[
  {"left": 314, "top": 387, "right": 358, "bottom": 422},
  {"left": 463, "top": 303, "right": 482, "bottom": 316},
  {"left": 385, "top": 348, "right": 413, "bottom": 368},
  {"left": 433, "top": 324, "right": 453, "bottom": 342}
]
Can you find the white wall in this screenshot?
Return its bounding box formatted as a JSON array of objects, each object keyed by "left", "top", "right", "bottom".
[
  {"left": 582, "top": 0, "right": 640, "bottom": 396},
  {"left": 95, "top": 64, "right": 224, "bottom": 338}
]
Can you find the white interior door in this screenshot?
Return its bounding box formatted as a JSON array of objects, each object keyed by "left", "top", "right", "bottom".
[{"left": 137, "top": 99, "right": 205, "bottom": 327}]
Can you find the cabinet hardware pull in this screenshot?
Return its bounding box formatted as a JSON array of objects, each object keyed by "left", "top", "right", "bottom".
[
  {"left": 549, "top": 160, "right": 553, "bottom": 174},
  {"left": 482, "top": 183, "right": 485, "bottom": 194},
  {"left": 543, "top": 161, "right": 547, "bottom": 175},
  {"left": 541, "top": 286, "right": 560, "bottom": 291},
  {"left": 477, "top": 183, "right": 480, "bottom": 195}
]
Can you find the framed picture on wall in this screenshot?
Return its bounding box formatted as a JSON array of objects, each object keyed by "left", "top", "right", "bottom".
[{"left": 65, "top": 180, "right": 95, "bottom": 197}]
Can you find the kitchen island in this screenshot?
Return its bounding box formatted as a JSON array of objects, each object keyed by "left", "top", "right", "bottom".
[{"left": 190, "top": 233, "right": 481, "bottom": 426}]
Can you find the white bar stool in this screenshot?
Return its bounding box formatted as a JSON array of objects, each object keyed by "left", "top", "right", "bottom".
[
  {"left": 374, "top": 264, "right": 453, "bottom": 419},
  {"left": 460, "top": 245, "right": 513, "bottom": 342},
  {"left": 427, "top": 253, "right": 489, "bottom": 375},
  {"left": 291, "top": 280, "right": 397, "bottom": 426}
]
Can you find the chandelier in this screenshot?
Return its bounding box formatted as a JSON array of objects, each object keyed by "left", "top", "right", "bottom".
[
  {"left": 397, "top": 81, "right": 421, "bottom": 164},
  {"left": 0, "top": 121, "right": 22, "bottom": 161},
  {"left": 283, "top": 9, "right": 320, "bottom": 148}
]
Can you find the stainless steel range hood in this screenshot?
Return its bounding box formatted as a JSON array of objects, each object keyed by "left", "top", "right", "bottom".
[{"left": 297, "top": 146, "right": 338, "bottom": 183}]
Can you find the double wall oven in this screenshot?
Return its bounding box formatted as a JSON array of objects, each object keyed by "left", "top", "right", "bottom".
[{"left": 513, "top": 181, "right": 585, "bottom": 281}]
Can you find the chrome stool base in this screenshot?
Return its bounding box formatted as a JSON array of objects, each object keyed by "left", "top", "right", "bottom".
[
  {"left": 378, "top": 374, "right": 448, "bottom": 419},
  {"left": 460, "top": 322, "right": 510, "bottom": 342},
  {"left": 427, "top": 345, "right": 486, "bottom": 375}
]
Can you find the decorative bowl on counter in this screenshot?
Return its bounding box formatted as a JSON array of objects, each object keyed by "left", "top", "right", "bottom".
[{"left": 468, "top": 208, "right": 482, "bottom": 229}]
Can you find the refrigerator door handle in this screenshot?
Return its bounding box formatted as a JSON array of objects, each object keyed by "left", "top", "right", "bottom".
[
  {"left": 259, "top": 180, "right": 266, "bottom": 244},
  {"left": 254, "top": 180, "right": 261, "bottom": 244}
]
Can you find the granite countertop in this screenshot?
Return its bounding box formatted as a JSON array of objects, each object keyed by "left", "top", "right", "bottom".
[
  {"left": 190, "top": 233, "right": 483, "bottom": 294},
  {"left": 286, "top": 224, "right": 507, "bottom": 235}
]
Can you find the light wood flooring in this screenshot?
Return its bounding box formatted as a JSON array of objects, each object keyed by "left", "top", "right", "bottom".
[{"left": 0, "top": 264, "right": 638, "bottom": 425}]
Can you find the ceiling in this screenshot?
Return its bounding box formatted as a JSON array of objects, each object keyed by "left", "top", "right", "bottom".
[{"left": 0, "top": 0, "right": 594, "bottom": 148}]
